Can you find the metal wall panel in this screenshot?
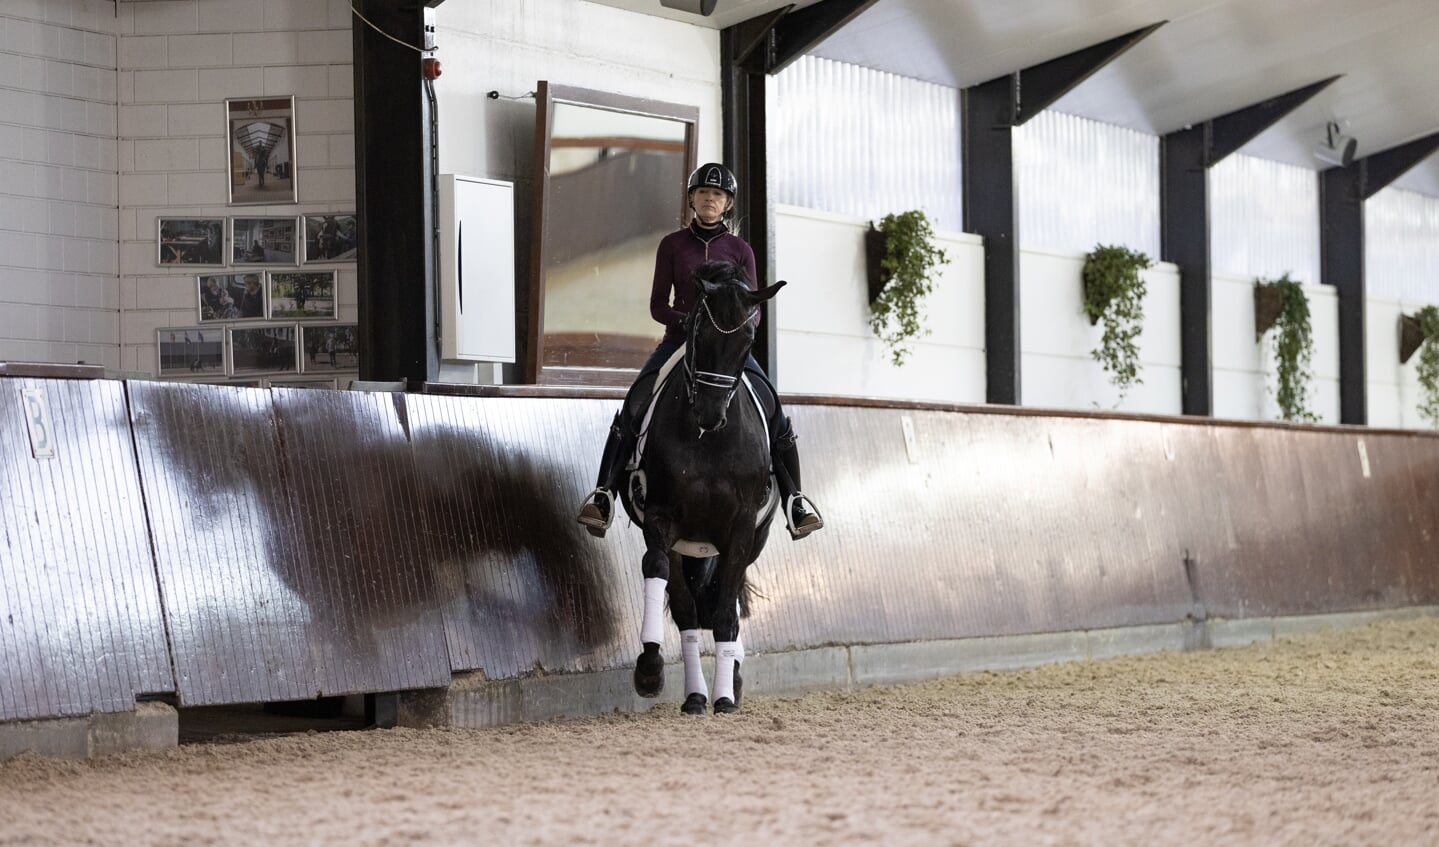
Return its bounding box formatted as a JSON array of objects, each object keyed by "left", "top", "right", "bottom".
[
  {"left": 1211, "top": 153, "right": 1321, "bottom": 285},
  {"left": 407, "top": 394, "right": 630, "bottom": 679},
  {"left": 772, "top": 55, "right": 962, "bottom": 232},
  {"left": 129, "top": 382, "right": 449, "bottom": 706},
  {"left": 0, "top": 378, "right": 171, "bottom": 722},
  {"left": 1366, "top": 186, "right": 1439, "bottom": 304},
  {"left": 1015, "top": 110, "right": 1161, "bottom": 257}
]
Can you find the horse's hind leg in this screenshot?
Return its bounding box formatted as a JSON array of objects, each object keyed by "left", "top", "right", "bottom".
[{"left": 674, "top": 557, "right": 711, "bottom": 715}]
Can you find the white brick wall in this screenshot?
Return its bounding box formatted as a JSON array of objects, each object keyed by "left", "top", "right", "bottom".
[
  {"left": 117, "top": 0, "right": 357, "bottom": 378},
  {"left": 0, "top": 0, "right": 120, "bottom": 369}
]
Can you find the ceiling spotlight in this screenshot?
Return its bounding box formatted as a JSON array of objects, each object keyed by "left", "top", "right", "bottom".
[
  {"left": 659, "top": 0, "right": 718, "bottom": 15},
  {"left": 1314, "top": 120, "right": 1357, "bottom": 168}
]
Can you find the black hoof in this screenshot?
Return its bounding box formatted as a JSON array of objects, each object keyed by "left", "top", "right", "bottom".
[
  {"left": 633, "top": 643, "right": 664, "bottom": 698},
  {"left": 681, "top": 693, "right": 708, "bottom": 715},
  {"left": 713, "top": 697, "right": 738, "bottom": 714}
]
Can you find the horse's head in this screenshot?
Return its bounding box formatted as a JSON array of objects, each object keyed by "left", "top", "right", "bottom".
[{"left": 683, "top": 261, "right": 786, "bottom": 434}]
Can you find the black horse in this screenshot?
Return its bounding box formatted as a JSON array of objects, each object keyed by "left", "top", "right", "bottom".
[{"left": 619, "top": 261, "right": 785, "bottom": 715}]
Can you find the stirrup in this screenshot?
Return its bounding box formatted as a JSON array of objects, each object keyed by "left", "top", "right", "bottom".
[
  {"left": 577, "top": 487, "right": 615, "bottom": 536},
  {"left": 784, "top": 493, "right": 824, "bottom": 540}
]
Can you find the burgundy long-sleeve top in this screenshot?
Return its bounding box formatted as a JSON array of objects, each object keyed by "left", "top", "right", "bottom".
[{"left": 651, "top": 220, "right": 759, "bottom": 344}]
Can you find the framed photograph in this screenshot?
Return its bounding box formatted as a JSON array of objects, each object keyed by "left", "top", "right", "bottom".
[
  {"left": 229, "top": 325, "right": 299, "bottom": 377},
  {"left": 227, "top": 96, "right": 296, "bottom": 205},
  {"left": 269, "top": 270, "right": 336, "bottom": 320},
  {"left": 300, "top": 324, "right": 359, "bottom": 373},
  {"left": 157, "top": 217, "right": 225, "bottom": 267},
  {"left": 157, "top": 327, "right": 225, "bottom": 376},
  {"left": 198, "top": 273, "right": 267, "bottom": 322},
  {"left": 231, "top": 216, "right": 297, "bottom": 266},
  {"left": 303, "top": 213, "right": 358, "bottom": 263},
  {"left": 268, "top": 377, "right": 339, "bottom": 390}
]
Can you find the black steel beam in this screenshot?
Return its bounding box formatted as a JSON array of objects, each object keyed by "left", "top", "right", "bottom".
[
  {"left": 1161, "top": 124, "right": 1213, "bottom": 415},
  {"left": 1361, "top": 130, "right": 1439, "bottom": 199},
  {"left": 353, "top": 0, "right": 437, "bottom": 386},
  {"left": 1159, "top": 77, "right": 1339, "bottom": 417},
  {"left": 1210, "top": 77, "right": 1340, "bottom": 164},
  {"left": 771, "top": 0, "right": 880, "bottom": 75},
  {"left": 1321, "top": 164, "right": 1366, "bottom": 424},
  {"left": 721, "top": 27, "right": 778, "bottom": 377},
  {"left": 963, "top": 75, "right": 1020, "bottom": 405},
  {"left": 1013, "top": 22, "right": 1166, "bottom": 125}
]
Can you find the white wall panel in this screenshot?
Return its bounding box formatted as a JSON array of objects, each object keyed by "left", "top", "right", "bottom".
[
  {"left": 1366, "top": 187, "right": 1439, "bottom": 303},
  {"left": 1019, "top": 247, "right": 1180, "bottom": 414},
  {"left": 1015, "top": 110, "right": 1160, "bottom": 258},
  {"left": 771, "top": 56, "right": 961, "bottom": 233},
  {"left": 1211, "top": 154, "right": 1320, "bottom": 285},
  {"left": 774, "top": 206, "right": 983, "bottom": 403}
]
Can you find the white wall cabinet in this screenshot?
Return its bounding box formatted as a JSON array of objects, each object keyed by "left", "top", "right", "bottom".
[{"left": 438, "top": 174, "right": 516, "bottom": 364}]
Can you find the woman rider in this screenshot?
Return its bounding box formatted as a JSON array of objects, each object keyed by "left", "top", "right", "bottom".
[{"left": 576, "top": 162, "right": 824, "bottom": 541}]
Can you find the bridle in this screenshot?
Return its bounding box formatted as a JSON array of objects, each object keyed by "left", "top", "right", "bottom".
[{"left": 683, "top": 294, "right": 757, "bottom": 428}]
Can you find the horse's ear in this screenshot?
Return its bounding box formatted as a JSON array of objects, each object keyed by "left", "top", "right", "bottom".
[
  {"left": 699, "top": 278, "right": 722, "bottom": 298},
  {"left": 748, "top": 280, "right": 786, "bottom": 304}
]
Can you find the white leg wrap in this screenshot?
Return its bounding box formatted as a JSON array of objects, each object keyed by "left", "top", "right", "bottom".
[
  {"left": 681, "top": 630, "right": 707, "bottom": 698},
  {"left": 713, "top": 641, "right": 741, "bottom": 703},
  {"left": 640, "top": 578, "right": 667, "bottom": 645}
]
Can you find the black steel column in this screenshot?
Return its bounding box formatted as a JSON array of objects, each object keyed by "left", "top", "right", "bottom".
[
  {"left": 962, "top": 76, "right": 1020, "bottom": 405},
  {"left": 1321, "top": 166, "right": 1366, "bottom": 424},
  {"left": 1162, "top": 125, "right": 1213, "bottom": 416},
  {"left": 353, "top": 0, "right": 438, "bottom": 386},
  {"left": 1320, "top": 131, "right": 1439, "bottom": 425},
  {"left": 721, "top": 24, "right": 777, "bottom": 378}
]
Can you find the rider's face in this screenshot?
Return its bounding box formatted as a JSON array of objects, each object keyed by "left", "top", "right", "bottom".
[{"left": 691, "top": 187, "right": 731, "bottom": 225}]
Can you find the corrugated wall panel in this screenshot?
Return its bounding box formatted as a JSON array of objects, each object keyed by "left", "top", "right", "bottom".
[
  {"left": 1211, "top": 153, "right": 1321, "bottom": 285},
  {"left": 1366, "top": 186, "right": 1439, "bottom": 303},
  {"left": 0, "top": 378, "right": 171, "bottom": 722},
  {"left": 408, "top": 394, "right": 631, "bottom": 679},
  {"left": 1015, "top": 110, "right": 1160, "bottom": 257},
  {"left": 772, "top": 56, "right": 961, "bottom": 232}
]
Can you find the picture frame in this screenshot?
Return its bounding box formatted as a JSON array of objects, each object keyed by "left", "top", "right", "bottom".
[
  {"left": 229, "top": 325, "right": 299, "bottom": 377},
  {"left": 302, "top": 213, "right": 358, "bottom": 263},
  {"left": 157, "top": 327, "right": 226, "bottom": 376},
  {"left": 269, "top": 270, "right": 336, "bottom": 320},
  {"left": 231, "top": 216, "right": 298, "bottom": 266},
  {"left": 226, "top": 96, "right": 297, "bottom": 205},
  {"left": 197, "top": 272, "right": 267, "bottom": 322},
  {"left": 157, "top": 217, "right": 226, "bottom": 267},
  {"left": 300, "top": 324, "right": 359, "bottom": 373}
]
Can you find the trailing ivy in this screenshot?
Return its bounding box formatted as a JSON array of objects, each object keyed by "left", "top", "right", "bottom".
[
  {"left": 1262, "top": 274, "right": 1317, "bottom": 422},
  {"left": 1082, "top": 244, "right": 1152, "bottom": 401},
  {"left": 1415, "top": 305, "right": 1439, "bottom": 427},
  {"left": 870, "top": 210, "right": 949, "bottom": 367}
]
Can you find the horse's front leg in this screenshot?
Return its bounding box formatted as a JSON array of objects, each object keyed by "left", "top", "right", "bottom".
[
  {"left": 633, "top": 519, "right": 679, "bottom": 699},
  {"left": 709, "top": 530, "right": 755, "bottom": 714}
]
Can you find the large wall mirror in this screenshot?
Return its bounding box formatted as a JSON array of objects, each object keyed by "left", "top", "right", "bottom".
[{"left": 527, "top": 82, "right": 698, "bottom": 384}]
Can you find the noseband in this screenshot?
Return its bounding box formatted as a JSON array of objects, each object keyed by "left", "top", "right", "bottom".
[{"left": 684, "top": 296, "right": 757, "bottom": 420}]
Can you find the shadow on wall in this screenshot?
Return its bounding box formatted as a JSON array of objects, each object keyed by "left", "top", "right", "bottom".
[{"left": 411, "top": 420, "right": 621, "bottom": 676}]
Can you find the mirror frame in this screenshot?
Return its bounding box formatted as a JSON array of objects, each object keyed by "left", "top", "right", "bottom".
[{"left": 526, "top": 81, "right": 698, "bottom": 385}]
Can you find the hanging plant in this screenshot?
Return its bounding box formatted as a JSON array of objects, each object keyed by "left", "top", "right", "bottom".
[
  {"left": 1081, "top": 244, "right": 1152, "bottom": 400},
  {"left": 1256, "top": 274, "right": 1317, "bottom": 422},
  {"left": 867, "top": 210, "right": 950, "bottom": 367},
  {"left": 1413, "top": 305, "right": 1439, "bottom": 427}
]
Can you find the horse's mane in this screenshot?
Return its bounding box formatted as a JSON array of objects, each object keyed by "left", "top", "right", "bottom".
[{"left": 692, "top": 260, "right": 751, "bottom": 292}]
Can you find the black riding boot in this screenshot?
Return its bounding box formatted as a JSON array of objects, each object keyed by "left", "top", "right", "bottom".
[
  {"left": 773, "top": 417, "right": 824, "bottom": 540},
  {"left": 577, "top": 412, "right": 633, "bottom": 538}
]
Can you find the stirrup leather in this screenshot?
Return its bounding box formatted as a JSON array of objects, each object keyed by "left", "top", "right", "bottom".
[
  {"left": 578, "top": 487, "right": 615, "bottom": 531},
  {"left": 784, "top": 493, "right": 824, "bottom": 539}
]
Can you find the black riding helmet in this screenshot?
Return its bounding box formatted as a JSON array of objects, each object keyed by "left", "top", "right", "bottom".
[{"left": 687, "top": 163, "right": 737, "bottom": 198}]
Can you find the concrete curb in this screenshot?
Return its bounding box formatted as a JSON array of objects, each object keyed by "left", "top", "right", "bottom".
[
  {"left": 0, "top": 702, "right": 177, "bottom": 761},
  {"left": 398, "top": 606, "right": 1439, "bottom": 729}
]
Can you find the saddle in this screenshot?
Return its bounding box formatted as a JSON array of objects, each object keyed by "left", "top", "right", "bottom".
[{"left": 620, "top": 345, "right": 780, "bottom": 557}]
